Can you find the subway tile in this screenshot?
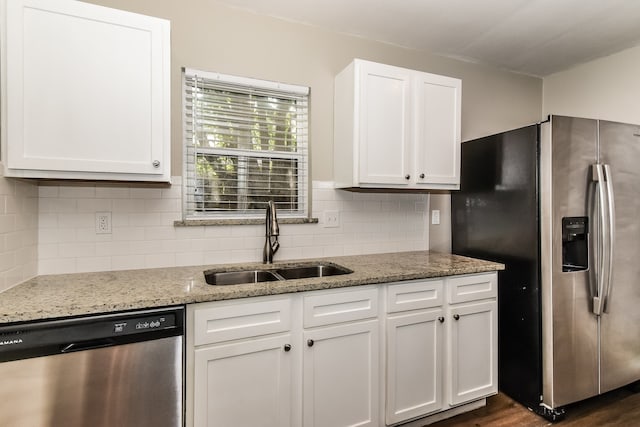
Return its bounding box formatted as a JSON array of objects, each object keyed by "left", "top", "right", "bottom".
[
  {"left": 0, "top": 215, "right": 16, "bottom": 233},
  {"left": 0, "top": 178, "right": 15, "bottom": 196},
  {"left": 131, "top": 188, "right": 163, "bottom": 199},
  {"left": 203, "top": 250, "right": 235, "bottom": 265},
  {"left": 112, "top": 255, "right": 145, "bottom": 271},
  {"left": 144, "top": 198, "right": 180, "bottom": 213},
  {"left": 95, "top": 187, "right": 131, "bottom": 199},
  {"left": 203, "top": 226, "right": 233, "bottom": 238},
  {"left": 76, "top": 257, "right": 111, "bottom": 273},
  {"left": 57, "top": 213, "right": 95, "bottom": 229},
  {"left": 39, "top": 198, "right": 77, "bottom": 213},
  {"left": 39, "top": 258, "right": 76, "bottom": 275},
  {"left": 143, "top": 226, "right": 176, "bottom": 241},
  {"left": 31, "top": 178, "right": 431, "bottom": 276},
  {"left": 59, "top": 186, "right": 96, "bottom": 199},
  {"left": 39, "top": 213, "right": 58, "bottom": 229},
  {"left": 145, "top": 253, "right": 175, "bottom": 269},
  {"left": 176, "top": 252, "right": 204, "bottom": 267},
  {"left": 77, "top": 198, "right": 112, "bottom": 212},
  {"left": 39, "top": 244, "right": 59, "bottom": 260},
  {"left": 113, "top": 199, "right": 146, "bottom": 213},
  {"left": 128, "top": 213, "right": 162, "bottom": 227},
  {"left": 58, "top": 242, "right": 96, "bottom": 258}
]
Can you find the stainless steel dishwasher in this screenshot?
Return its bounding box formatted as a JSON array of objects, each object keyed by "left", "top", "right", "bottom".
[{"left": 0, "top": 306, "right": 184, "bottom": 427}]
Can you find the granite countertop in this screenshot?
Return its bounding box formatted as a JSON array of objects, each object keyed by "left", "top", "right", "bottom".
[{"left": 0, "top": 251, "right": 504, "bottom": 324}]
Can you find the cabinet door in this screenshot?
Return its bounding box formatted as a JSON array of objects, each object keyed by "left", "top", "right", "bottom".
[
  {"left": 4, "top": 0, "right": 170, "bottom": 181},
  {"left": 414, "top": 72, "right": 461, "bottom": 187},
  {"left": 303, "top": 320, "right": 379, "bottom": 427},
  {"left": 194, "top": 335, "right": 293, "bottom": 427},
  {"left": 448, "top": 300, "right": 497, "bottom": 406},
  {"left": 357, "top": 61, "right": 412, "bottom": 185},
  {"left": 386, "top": 309, "right": 444, "bottom": 425}
]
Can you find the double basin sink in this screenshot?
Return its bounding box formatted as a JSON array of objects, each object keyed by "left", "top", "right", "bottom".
[{"left": 204, "top": 262, "right": 352, "bottom": 286}]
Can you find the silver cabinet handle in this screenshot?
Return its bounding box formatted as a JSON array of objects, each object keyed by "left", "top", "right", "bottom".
[{"left": 152, "top": 160, "right": 161, "bottom": 168}]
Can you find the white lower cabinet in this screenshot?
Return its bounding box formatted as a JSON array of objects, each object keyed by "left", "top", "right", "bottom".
[
  {"left": 386, "top": 309, "right": 444, "bottom": 424},
  {"left": 193, "top": 335, "right": 293, "bottom": 427},
  {"left": 448, "top": 300, "right": 498, "bottom": 406},
  {"left": 384, "top": 273, "right": 498, "bottom": 425},
  {"left": 187, "top": 273, "right": 497, "bottom": 427},
  {"left": 188, "top": 286, "right": 379, "bottom": 427},
  {"left": 303, "top": 320, "right": 379, "bottom": 427}
]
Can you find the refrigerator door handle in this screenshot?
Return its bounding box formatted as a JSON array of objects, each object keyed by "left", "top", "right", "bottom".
[
  {"left": 602, "top": 164, "right": 615, "bottom": 313},
  {"left": 592, "top": 164, "right": 607, "bottom": 316}
]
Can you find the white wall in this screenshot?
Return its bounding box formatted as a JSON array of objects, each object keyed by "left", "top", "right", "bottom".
[
  {"left": 543, "top": 44, "right": 640, "bottom": 124},
  {"left": 0, "top": 0, "right": 546, "bottom": 282}
]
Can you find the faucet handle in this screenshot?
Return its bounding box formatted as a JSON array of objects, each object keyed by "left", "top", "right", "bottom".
[{"left": 268, "top": 200, "right": 280, "bottom": 236}]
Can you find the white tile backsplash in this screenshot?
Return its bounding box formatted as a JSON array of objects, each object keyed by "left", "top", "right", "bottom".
[
  {"left": 35, "top": 178, "right": 429, "bottom": 275},
  {"left": 0, "top": 173, "right": 38, "bottom": 291}
]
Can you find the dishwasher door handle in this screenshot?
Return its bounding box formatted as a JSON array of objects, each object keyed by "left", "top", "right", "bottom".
[{"left": 61, "top": 338, "right": 115, "bottom": 353}]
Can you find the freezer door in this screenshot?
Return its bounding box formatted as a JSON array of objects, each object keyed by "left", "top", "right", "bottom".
[
  {"left": 452, "top": 124, "right": 541, "bottom": 408},
  {"left": 542, "top": 116, "right": 599, "bottom": 408},
  {"left": 598, "top": 120, "right": 640, "bottom": 393}
]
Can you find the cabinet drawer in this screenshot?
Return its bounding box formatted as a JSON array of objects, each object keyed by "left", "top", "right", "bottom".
[
  {"left": 193, "top": 298, "right": 291, "bottom": 346},
  {"left": 447, "top": 273, "right": 497, "bottom": 304},
  {"left": 386, "top": 279, "right": 444, "bottom": 313},
  {"left": 304, "top": 287, "right": 378, "bottom": 328}
]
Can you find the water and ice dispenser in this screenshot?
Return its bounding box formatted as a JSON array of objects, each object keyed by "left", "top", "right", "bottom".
[{"left": 562, "top": 217, "right": 589, "bottom": 272}]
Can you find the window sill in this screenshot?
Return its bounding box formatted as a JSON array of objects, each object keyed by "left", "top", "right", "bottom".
[{"left": 174, "top": 217, "right": 319, "bottom": 227}]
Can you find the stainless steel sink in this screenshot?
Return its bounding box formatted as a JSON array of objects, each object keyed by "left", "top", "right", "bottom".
[
  {"left": 204, "top": 263, "right": 353, "bottom": 286},
  {"left": 275, "top": 264, "right": 352, "bottom": 280},
  {"left": 204, "top": 270, "right": 281, "bottom": 286}
]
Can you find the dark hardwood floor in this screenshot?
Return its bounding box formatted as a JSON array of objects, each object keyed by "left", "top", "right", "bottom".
[{"left": 427, "top": 387, "right": 640, "bottom": 426}]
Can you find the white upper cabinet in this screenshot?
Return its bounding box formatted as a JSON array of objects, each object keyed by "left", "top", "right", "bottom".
[
  {"left": 334, "top": 59, "right": 461, "bottom": 190},
  {"left": 1, "top": 0, "right": 171, "bottom": 182},
  {"left": 356, "top": 61, "right": 412, "bottom": 186}
]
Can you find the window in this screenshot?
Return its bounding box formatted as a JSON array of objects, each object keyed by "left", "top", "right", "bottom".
[{"left": 182, "top": 68, "right": 309, "bottom": 220}]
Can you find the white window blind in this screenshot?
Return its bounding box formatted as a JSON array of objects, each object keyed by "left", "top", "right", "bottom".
[{"left": 182, "top": 68, "right": 309, "bottom": 219}]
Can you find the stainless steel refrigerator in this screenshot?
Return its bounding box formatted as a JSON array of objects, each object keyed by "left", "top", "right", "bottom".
[{"left": 451, "top": 115, "right": 640, "bottom": 420}]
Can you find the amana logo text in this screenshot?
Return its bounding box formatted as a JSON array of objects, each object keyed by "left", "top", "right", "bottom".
[{"left": 0, "top": 338, "right": 23, "bottom": 346}]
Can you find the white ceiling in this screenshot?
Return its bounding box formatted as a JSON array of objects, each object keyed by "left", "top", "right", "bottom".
[{"left": 216, "top": 0, "right": 640, "bottom": 77}]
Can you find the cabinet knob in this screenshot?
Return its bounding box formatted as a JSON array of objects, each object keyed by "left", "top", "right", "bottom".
[
  {"left": 453, "top": 314, "right": 460, "bottom": 320},
  {"left": 405, "top": 174, "right": 411, "bottom": 180},
  {"left": 307, "top": 339, "right": 314, "bottom": 347},
  {"left": 419, "top": 173, "right": 425, "bottom": 179},
  {"left": 438, "top": 316, "right": 444, "bottom": 323},
  {"left": 283, "top": 344, "right": 292, "bottom": 352},
  {"left": 152, "top": 160, "right": 161, "bottom": 168}
]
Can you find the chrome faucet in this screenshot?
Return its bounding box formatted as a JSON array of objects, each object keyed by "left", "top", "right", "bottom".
[{"left": 263, "top": 200, "right": 280, "bottom": 264}]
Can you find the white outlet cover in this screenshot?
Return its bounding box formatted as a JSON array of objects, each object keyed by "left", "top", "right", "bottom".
[
  {"left": 95, "top": 211, "right": 112, "bottom": 234},
  {"left": 323, "top": 210, "right": 340, "bottom": 228},
  {"left": 431, "top": 209, "right": 440, "bottom": 225}
]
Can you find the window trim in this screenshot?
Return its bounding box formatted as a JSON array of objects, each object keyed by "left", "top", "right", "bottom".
[{"left": 182, "top": 67, "right": 310, "bottom": 221}]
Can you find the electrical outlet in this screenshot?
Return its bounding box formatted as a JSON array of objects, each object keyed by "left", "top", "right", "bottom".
[
  {"left": 323, "top": 210, "right": 340, "bottom": 228},
  {"left": 431, "top": 209, "right": 440, "bottom": 225},
  {"left": 95, "top": 211, "right": 112, "bottom": 234}
]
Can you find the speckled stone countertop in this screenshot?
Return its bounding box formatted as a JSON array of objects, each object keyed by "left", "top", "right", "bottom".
[{"left": 0, "top": 251, "right": 503, "bottom": 324}]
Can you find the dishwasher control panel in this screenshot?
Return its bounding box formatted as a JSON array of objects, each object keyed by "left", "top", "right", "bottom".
[
  {"left": 112, "top": 314, "right": 175, "bottom": 334},
  {"left": 0, "top": 306, "right": 184, "bottom": 362}
]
